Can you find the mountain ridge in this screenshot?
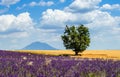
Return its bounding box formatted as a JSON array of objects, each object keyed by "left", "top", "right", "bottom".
[{"left": 23, "top": 42, "right": 57, "bottom": 50}]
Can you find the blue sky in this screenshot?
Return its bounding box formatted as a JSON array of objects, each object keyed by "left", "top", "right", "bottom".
[{"left": 0, "top": 0, "right": 120, "bottom": 50}]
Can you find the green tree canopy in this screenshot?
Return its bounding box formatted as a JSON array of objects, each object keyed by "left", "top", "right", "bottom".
[{"left": 61, "top": 25, "right": 90, "bottom": 55}]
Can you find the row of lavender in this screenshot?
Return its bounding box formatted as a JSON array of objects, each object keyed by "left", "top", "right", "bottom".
[{"left": 0, "top": 50, "right": 120, "bottom": 77}]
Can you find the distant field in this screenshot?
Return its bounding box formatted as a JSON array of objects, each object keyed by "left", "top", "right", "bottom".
[{"left": 13, "top": 50, "right": 120, "bottom": 60}]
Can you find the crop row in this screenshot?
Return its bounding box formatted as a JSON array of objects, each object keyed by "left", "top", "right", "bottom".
[{"left": 0, "top": 50, "right": 120, "bottom": 77}]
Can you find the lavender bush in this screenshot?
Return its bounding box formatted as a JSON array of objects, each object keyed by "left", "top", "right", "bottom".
[{"left": 0, "top": 50, "right": 120, "bottom": 77}]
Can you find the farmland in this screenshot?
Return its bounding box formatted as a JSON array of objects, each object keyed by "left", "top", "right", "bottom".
[
  {"left": 14, "top": 50, "right": 120, "bottom": 60},
  {"left": 0, "top": 50, "right": 120, "bottom": 77}
]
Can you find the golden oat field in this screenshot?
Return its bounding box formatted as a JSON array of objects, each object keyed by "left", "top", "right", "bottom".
[{"left": 13, "top": 50, "right": 120, "bottom": 60}]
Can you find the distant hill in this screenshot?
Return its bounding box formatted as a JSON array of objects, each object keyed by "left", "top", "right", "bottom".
[{"left": 23, "top": 42, "right": 56, "bottom": 50}]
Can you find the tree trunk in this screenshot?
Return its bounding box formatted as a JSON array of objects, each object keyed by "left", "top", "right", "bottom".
[
  {"left": 75, "top": 52, "right": 82, "bottom": 56},
  {"left": 75, "top": 52, "right": 78, "bottom": 55}
]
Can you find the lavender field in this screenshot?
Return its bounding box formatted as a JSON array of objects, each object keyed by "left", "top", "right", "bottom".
[{"left": 0, "top": 50, "right": 120, "bottom": 77}]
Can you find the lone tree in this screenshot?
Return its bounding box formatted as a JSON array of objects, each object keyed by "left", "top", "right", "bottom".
[{"left": 61, "top": 25, "right": 90, "bottom": 55}]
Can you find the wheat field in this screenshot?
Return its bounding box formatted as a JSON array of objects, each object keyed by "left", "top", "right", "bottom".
[{"left": 13, "top": 50, "right": 120, "bottom": 60}]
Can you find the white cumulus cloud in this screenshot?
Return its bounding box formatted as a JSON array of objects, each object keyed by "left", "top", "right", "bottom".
[
  {"left": 0, "top": 12, "right": 34, "bottom": 49},
  {"left": 100, "top": 4, "right": 120, "bottom": 10},
  {"left": 0, "top": 12, "right": 34, "bottom": 33},
  {"left": 29, "top": 2, "right": 37, "bottom": 7},
  {"left": 0, "top": 14, "right": 15, "bottom": 32},
  {"left": 29, "top": 1, "right": 54, "bottom": 7},
  {"left": 39, "top": 1, "right": 54, "bottom": 6},
  {"left": 65, "top": 0, "right": 101, "bottom": 13},
  {"left": 16, "top": 4, "right": 27, "bottom": 10},
  {"left": 86, "top": 10, "right": 118, "bottom": 28},
  {"left": 17, "top": 1, "right": 54, "bottom": 10},
  {"left": 40, "top": 9, "right": 76, "bottom": 28},
  {"left": 0, "top": 0, "right": 20, "bottom": 7}
]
